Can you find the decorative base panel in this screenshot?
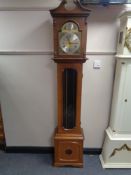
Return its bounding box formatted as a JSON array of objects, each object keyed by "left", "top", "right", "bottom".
[
  {"left": 100, "top": 155, "right": 131, "bottom": 168},
  {"left": 54, "top": 129, "right": 84, "bottom": 167},
  {"left": 100, "top": 127, "right": 131, "bottom": 168}
]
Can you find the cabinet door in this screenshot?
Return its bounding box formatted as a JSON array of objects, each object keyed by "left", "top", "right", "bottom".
[
  {"left": 119, "top": 61, "right": 131, "bottom": 132},
  {"left": 110, "top": 60, "right": 131, "bottom": 133},
  {"left": 110, "top": 59, "right": 126, "bottom": 132}
]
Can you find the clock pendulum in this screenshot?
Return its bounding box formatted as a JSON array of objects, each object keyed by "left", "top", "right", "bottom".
[{"left": 50, "top": 0, "right": 91, "bottom": 167}]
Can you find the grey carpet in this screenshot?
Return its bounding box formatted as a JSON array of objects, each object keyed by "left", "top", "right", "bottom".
[{"left": 0, "top": 151, "right": 131, "bottom": 175}]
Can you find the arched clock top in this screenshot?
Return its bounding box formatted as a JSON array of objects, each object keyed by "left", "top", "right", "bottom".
[
  {"left": 58, "top": 20, "right": 84, "bottom": 34},
  {"left": 61, "top": 21, "right": 80, "bottom": 32}
]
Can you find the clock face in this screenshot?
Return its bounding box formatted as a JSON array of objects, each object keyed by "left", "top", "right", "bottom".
[
  {"left": 59, "top": 22, "right": 81, "bottom": 55},
  {"left": 125, "top": 28, "right": 131, "bottom": 52},
  {"left": 60, "top": 32, "right": 80, "bottom": 54}
]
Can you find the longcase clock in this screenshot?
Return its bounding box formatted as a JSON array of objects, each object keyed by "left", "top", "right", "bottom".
[
  {"left": 50, "top": 0, "right": 90, "bottom": 167},
  {"left": 100, "top": 11, "right": 131, "bottom": 168}
]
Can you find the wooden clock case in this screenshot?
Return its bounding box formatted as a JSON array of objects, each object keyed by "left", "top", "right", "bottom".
[{"left": 50, "top": 0, "right": 90, "bottom": 167}]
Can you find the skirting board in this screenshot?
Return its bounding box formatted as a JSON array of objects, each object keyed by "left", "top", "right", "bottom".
[
  {"left": 2, "top": 146, "right": 102, "bottom": 155},
  {"left": 99, "top": 155, "right": 131, "bottom": 168}
]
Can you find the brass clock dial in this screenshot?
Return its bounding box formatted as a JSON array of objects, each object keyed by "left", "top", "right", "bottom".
[
  {"left": 60, "top": 32, "right": 80, "bottom": 54},
  {"left": 59, "top": 22, "right": 81, "bottom": 55},
  {"left": 62, "top": 22, "right": 78, "bottom": 31}
]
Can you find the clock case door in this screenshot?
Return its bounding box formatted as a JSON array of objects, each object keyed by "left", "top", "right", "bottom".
[
  {"left": 59, "top": 22, "right": 81, "bottom": 56},
  {"left": 57, "top": 63, "right": 83, "bottom": 134}
]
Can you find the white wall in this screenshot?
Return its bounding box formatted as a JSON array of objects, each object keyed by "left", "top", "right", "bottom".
[{"left": 0, "top": 1, "right": 130, "bottom": 147}]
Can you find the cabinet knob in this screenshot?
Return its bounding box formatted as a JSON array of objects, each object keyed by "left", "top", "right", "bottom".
[
  {"left": 121, "top": 62, "right": 125, "bottom": 64},
  {"left": 65, "top": 149, "right": 72, "bottom": 155},
  {"left": 125, "top": 99, "right": 127, "bottom": 102}
]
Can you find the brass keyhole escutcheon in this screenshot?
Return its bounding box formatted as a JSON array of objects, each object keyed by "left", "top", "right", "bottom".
[{"left": 65, "top": 149, "right": 72, "bottom": 155}]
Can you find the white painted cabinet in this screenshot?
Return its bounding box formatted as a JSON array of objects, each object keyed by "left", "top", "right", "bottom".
[{"left": 100, "top": 11, "right": 131, "bottom": 168}]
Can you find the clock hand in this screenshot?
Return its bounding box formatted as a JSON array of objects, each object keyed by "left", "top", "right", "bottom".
[
  {"left": 70, "top": 42, "right": 79, "bottom": 44},
  {"left": 66, "top": 35, "right": 71, "bottom": 43}
]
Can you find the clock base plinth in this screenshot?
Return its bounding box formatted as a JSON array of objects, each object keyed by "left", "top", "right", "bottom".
[
  {"left": 100, "top": 127, "right": 131, "bottom": 168},
  {"left": 54, "top": 162, "right": 83, "bottom": 168},
  {"left": 54, "top": 128, "right": 84, "bottom": 167}
]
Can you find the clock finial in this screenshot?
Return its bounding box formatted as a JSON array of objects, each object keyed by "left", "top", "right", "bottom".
[{"left": 64, "top": 0, "right": 76, "bottom": 10}]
